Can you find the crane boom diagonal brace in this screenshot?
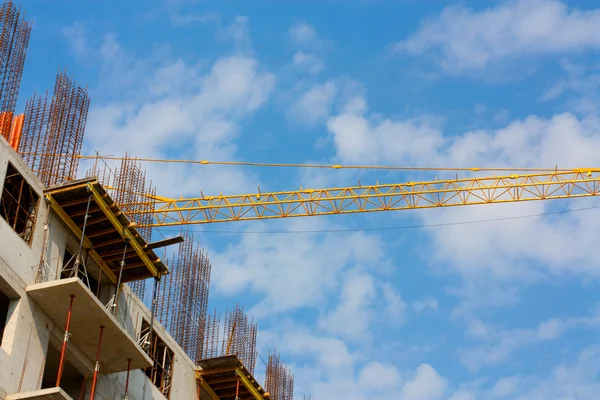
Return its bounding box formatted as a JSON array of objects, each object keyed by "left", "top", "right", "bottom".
[{"left": 119, "top": 170, "right": 600, "bottom": 227}]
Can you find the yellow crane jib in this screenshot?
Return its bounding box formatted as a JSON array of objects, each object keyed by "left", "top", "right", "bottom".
[{"left": 112, "top": 170, "right": 600, "bottom": 227}]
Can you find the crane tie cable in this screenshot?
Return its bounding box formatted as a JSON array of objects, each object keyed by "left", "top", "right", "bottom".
[{"left": 72, "top": 154, "right": 592, "bottom": 173}]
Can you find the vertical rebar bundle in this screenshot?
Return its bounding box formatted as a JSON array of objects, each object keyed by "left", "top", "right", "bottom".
[
  {"left": 155, "top": 231, "right": 211, "bottom": 361},
  {"left": 199, "top": 305, "right": 258, "bottom": 374},
  {"left": 0, "top": 1, "right": 31, "bottom": 139},
  {"left": 84, "top": 153, "right": 157, "bottom": 300},
  {"left": 200, "top": 310, "right": 220, "bottom": 359},
  {"left": 265, "top": 350, "right": 294, "bottom": 400},
  {"left": 221, "top": 304, "right": 258, "bottom": 374},
  {"left": 42, "top": 71, "right": 89, "bottom": 186},
  {"left": 18, "top": 70, "right": 90, "bottom": 187},
  {"left": 111, "top": 153, "right": 156, "bottom": 242},
  {"left": 18, "top": 92, "right": 49, "bottom": 174}
]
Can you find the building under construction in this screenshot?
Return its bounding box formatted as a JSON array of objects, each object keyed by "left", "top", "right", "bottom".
[{"left": 0, "top": 1, "right": 296, "bottom": 399}]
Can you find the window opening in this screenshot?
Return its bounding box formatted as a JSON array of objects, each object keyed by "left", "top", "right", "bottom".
[
  {"left": 0, "top": 162, "right": 39, "bottom": 244},
  {"left": 41, "top": 342, "right": 87, "bottom": 398},
  {"left": 140, "top": 319, "right": 174, "bottom": 398},
  {"left": 0, "top": 289, "right": 10, "bottom": 344}
]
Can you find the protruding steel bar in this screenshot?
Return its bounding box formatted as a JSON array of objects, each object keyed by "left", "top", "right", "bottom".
[
  {"left": 74, "top": 193, "right": 92, "bottom": 275},
  {"left": 89, "top": 325, "right": 105, "bottom": 400},
  {"left": 113, "top": 240, "right": 128, "bottom": 316},
  {"left": 124, "top": 358, "right": 132, "bottom": 397},
  {"left": 55, "top": 294, "right": 75, "bottom": 387}
]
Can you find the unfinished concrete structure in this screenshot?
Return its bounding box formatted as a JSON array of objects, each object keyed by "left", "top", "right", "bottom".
[{"left": 0, "top": 136, "right": 272, "bottom": 400}]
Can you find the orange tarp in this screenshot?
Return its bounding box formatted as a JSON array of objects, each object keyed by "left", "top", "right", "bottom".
[{"left": 9, "top": 114, "right": 24, "bottom": 151}]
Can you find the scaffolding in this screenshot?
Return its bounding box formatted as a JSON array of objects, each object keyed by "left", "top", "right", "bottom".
[
  {"left": 155, "top": 231, "right": 211, "bottom": 362},
  {"left": 18, "top": 70, "right": 90, "bottom": 187},
  {"left": 0, "top": 0, "right": 31, "bottom": 139},
  {"left": 265, "top": 350, "right": 294, "bottom": 400}
]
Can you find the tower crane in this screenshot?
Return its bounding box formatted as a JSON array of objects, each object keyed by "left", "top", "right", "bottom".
[{"left": 80, "top": 155, "right": 600, "bottom": 228}]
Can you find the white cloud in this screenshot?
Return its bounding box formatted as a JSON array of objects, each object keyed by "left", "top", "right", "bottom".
[
  {"left": 288, "top": 80, "right": 337, "bottom": 126},
  {"left": 460, "top": 307, "right": 600, "bottom": 370},
  {"left": 448, "top": 344, "right": 600, "bottom": 399},
  {"left": 290, "top": 21, "right": 322, "bottom": 49},
  {"left": 400, "top": 363, "right": 447, "bottom": 400},
  {"left": 359, "top": 361, "right": 402, "bottom": 390},
  {"left": 382, "top": 282, "right": 407, "bottom": 323},
  {"left": 218, "top": 15, "right": 253, "bottom": 53},
  {"left": 67, "top": 22, "right": 274, "bottom": 199},
  {"left": 293, "top": 51, "right": 323, "bottom": 74},
  {"left": 162, "top": 0, "right": 216, "bottom": 26},
  {"left": 323, "top": 88, "right": 600, "bottom": 319},
  {"left": 543, "top": 59, "right": 600, "bottom": 114},
  {"left": 319, "top": 268, "right": 377, "bottom": 341},
  {"left": 62, "top": 23, "right": 87, "bottom": 59},
  {"left": 317, "top": 269, "right": 406, "bottom": 342},
  {"left": 265, "top": 322, "right": 446, "bottom": 400},
  {"left": 326, "top": 97, "right": 444, "bottom": 164},
  {"left": 169, "top": 12, "right": 215, "bottom": 26},
  {"left": 396, "top": 0, "right": 600, "bottom": 74},
  {"left": 209, "top": 218, "right": 389, "bottom": 318},
  {"left": 413, "top": 297, "right": 439, "bottom": 314}
]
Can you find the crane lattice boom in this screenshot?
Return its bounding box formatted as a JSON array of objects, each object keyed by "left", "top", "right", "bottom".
[{"left": 121, "top": 170, "right": 600, "bottom": 227}]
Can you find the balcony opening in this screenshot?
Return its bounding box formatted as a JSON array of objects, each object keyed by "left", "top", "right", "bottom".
[
  {"left": 41, "top": 342, "right": 87, "bottom": 398},
  {"left": 0, "top": 288, "right": 9, "bottom": 344},
  {"left": 0, "top": 162, "right": 39, "bottom": 245},
  {"left": 141, "top": 319, "right": 174, "bottom": 399}
]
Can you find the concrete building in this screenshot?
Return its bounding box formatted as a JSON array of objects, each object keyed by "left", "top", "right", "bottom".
[{"left": 0, "top": 135, "right": 270, "bottom": 400}]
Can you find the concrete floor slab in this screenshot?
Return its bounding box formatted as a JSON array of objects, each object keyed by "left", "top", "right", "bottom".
[
  {"left": 6, "top": 387, "right": 72, "bottom": 400},
  {"left": 26, "top": 278, "right": 152, "bottom": 374}
]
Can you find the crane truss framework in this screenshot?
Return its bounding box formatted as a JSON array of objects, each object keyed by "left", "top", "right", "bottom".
[{"left": 121, "top": 170, "right": 600, "bottom": 227}]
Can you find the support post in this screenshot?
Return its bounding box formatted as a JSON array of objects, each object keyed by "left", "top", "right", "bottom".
[
  {"left": 74, "top": 193, "right": 92, "bottom": 271},
  {"left": 74, "top": 192, "right": 92, "bottom": 288},
  {"left": 56, "top": 294, "right": 75, "bottom": 387},
  {"left": 113, "top": 240, "right": 128, "bottom": 317},
  {"left": 235, "top": 379, "right": 240, "bottom": 400},
  {"left": 89, "top": 325, "right": 105, "bottom": 400},
  {"left": 124, "top": 358, "right": 132, "bottom": 399},
  {"left": 148, "top": 278, "right": 159, "bottom": 345}
]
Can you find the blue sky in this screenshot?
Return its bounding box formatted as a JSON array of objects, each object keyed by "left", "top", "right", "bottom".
[{"left": 16, "top": 0, "right": 600, "bottom": 398}]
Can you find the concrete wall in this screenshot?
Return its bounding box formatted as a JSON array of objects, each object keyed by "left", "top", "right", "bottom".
[
  {"left": 87, "top": 286, "right": 198, "bottom": 400},
  {"left": 0, "top": 136, "right": 52, "bottom": 398},
  {"left": 0, "top": 137, "right": 201, "bottom": 400}
]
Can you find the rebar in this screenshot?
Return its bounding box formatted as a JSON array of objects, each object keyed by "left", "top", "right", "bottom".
[
  {"left": 18, "top": 70, "right": 90, "bottom": 187},
  {"left": 265, "top": 350, "right": 294, "bottom": 400},
  {"left": 85, "top": 153, "right": 158, "bottom": 300},
  {"left": 18, "top": 92, "right": 49, "bottom": 174},
  {"left": 201, "top": 309, "right": 220, "bottom": 359},
  {"left": 155, "top": 231, "right": 211, "bottom": 361},
  {"left": 0, "top": 1, "right": 31, "bottom": 139},
  {"left": 205, "top": 304, "right": 258, "bottom": 374}
]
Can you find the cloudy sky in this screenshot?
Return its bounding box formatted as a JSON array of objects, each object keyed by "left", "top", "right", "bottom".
[{"left": 17, "top": 0, "right": 600, "bottom": 398}]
